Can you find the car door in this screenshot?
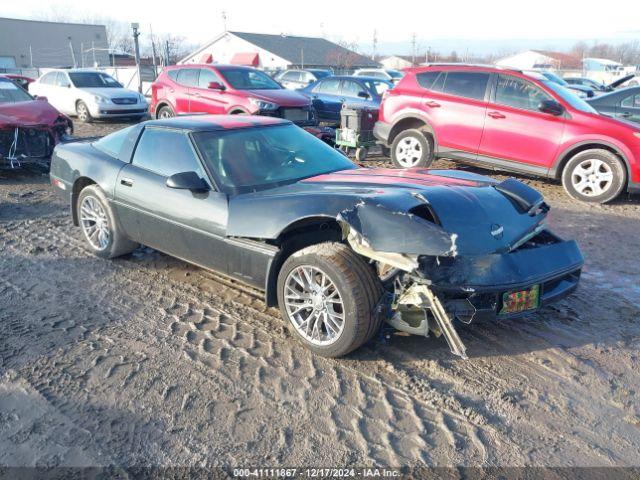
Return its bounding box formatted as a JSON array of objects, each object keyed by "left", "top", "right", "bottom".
[
  {"left": 339, "top": 79, "right": 371, "bottom": 109},
  {"left": 188, "top": 68, "right": 227, "bottom": 114},
  {"left": 419, "top": 70, "right": 490, "bottom": 157},
  {"left": 478, "top": 74, "right": 565, "bottom": 171},
  {"left": 174, "top": 68, "right": 199, "bottom": 114},
  {"left": 55, "top": 72, "right": 76, "bottom": 114},
  {"left": 114, "top": 126, "right": 230, "bottom": 273},
  {"left": 309, "top": 78, "right": 344, "bottom": 123},
  {"left": 30, "top": 72, "right": 54, "bottom": 99},
  {"left": 617, "top": 92, "right": 640, "bottom": 123},
  {"left": 41, "top": 72, "right": 67, "bottom": 113}
]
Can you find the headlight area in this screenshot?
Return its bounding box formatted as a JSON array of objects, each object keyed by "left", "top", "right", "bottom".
[
  {"left": 93, "top": 95, "right": 110, "bottom": 105},
  {"left": 249, "top": 98, "right": 278, "bottom": 111},
  {"left": 338, "top": 200, "right": 583, "bottom": 359}
]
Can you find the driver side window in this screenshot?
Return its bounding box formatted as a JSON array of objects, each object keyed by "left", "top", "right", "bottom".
[
  {"left": 132, "top": 128, "right": 206, "bottom": 179},
  {"left": 495, "top": 75, "right": 551, "bottom": 111}
]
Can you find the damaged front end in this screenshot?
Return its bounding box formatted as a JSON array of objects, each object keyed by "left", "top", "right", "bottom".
[
  {"left": 0, "top": 117, "right": 72, "bottom": 169},
  {"left": 338, "top": 179, "right": 584, "bottom": 359}
]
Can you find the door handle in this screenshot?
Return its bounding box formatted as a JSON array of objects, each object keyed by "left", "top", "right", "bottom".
[
  {"left": 424, "top": 100, "right": 441, "bottom": 108},
  {"left": 120, "top": 178, "right": 134, "bottom": 187},
  {"left": 192, "top": 92, "right": 201, "bottom": 97},
  {"left": 488, "top": 111, "right": 506, "bottom": 119}
]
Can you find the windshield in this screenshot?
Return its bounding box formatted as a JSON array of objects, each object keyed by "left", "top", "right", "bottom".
[
  {"left": 0, "top": 79, "right": 33, "bottom": 103},
  {"left": 361, "top": 79, "right": 393, "bottom": 96},
  {"left": 387, "top": 70, "right": 404, "bottom": 79},
  {"left": 69, "top": 72, "right": 122, "bottom": 88},
  {"left": 193, "top": 124, "right": 355, "bottom": 192},
  {"left": 542, "top": 72, "right": 569, "bottom": 86},
  {"left": 310, "top": 70, "right": 331, "bottom": 79},
  {"left": 219, "top": 69, "right": 282, "bottom": 90},
  {"left": 543, "top": 81, "right": 598, "bottom": 114}
]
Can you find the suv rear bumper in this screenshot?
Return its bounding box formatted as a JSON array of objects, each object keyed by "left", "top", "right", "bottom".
[{"left": 373, "top": 121, "right": 391, "bottom": 146}]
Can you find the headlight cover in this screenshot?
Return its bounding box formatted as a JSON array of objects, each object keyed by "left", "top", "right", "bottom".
[
  {"left": 93, "top": 95, "right": 109, "bottom": 104},
  {"left": 249, "top": 98, "right": 278, "bottom": 111}
]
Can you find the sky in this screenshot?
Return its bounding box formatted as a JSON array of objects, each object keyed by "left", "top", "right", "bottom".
[{"left": 4, "top": 0, "right": 640, "bottom": 56}]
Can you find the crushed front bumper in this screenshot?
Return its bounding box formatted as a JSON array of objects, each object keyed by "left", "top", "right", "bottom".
[{"left": 0, "top": 119, "right": 73, "bottom": 169}]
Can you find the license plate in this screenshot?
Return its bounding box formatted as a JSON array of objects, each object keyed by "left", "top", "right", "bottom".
[
  {"left": 500, "top": 284, "right": 540, "bottom": 315},
  {"left": 283, "top": 109, "right": 308, "bottom": 121}
]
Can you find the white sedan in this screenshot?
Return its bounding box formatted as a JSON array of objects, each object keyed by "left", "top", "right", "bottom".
[{"left": 29, "top": 69, "right": 148, "bottom": 122}]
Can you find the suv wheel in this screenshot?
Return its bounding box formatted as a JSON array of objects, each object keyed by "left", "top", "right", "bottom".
[
  {"left": 157, "top": 105, "right": 175, "bottom": 119},
  {"left": 562, "top": 149, "right": 626, "bottom": 203},
  {"left": 391, "top": 129, "right": 433, "bottom": 168},
  {"left": 277, "top": 242, "right": 383, "bottom": 357}
]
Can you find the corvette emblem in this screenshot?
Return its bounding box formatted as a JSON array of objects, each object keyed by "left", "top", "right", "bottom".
[{"left": 491, "top": 224, "right": 504, "bottom": 239}]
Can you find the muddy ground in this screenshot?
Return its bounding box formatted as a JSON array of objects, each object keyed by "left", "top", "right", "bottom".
[{"left": 1, "top": 120, "right": 639, "bottom": 472}]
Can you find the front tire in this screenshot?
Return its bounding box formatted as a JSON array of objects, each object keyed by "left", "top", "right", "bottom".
[
  {"left": 277, "top": 242, "right": 383, "bottom": 357},
  {"left": 561, "top": 149, "right": 626, "bottom": 203},
  {"left": 76, "top": 101, "right": 93, "bottom": 123},
  {"left": 391, "top": 129, "right": 433, "bottom": 168},
  {"left": 157, "top": 105, "right": 175, "bottom": 119},
  {"left": 78, "top": 185, "right": 138, "bottom": 259}
]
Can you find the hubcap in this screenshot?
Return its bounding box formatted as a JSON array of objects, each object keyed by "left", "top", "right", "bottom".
[
  {"left": 284, "top": 266, "right": 345, "bottom": 346},
  {"left": 78, "top": 104, "right": 87, "bottom": 120},
  {"left": 80, "top": 196, "right": 110, "bottom": 250},
  {"left": 571, "top": 159, "right": 614, "bottom": 197},
  {"left": 159, "top": 108, "right": 173, "bottom": 118},
  {"left": 395, "top": 136, "right": 422, "bottom": 167}
]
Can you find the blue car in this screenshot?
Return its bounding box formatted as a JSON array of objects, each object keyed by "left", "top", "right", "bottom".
[{"left": 298, "top": 76, "right": 393, "bottom": 124}]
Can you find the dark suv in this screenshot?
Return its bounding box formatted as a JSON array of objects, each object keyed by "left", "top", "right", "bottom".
[{"left": 374, "top": 64, "right": 640, "bottom": 203}]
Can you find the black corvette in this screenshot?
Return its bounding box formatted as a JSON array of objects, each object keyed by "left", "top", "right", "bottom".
[{"left": 50, "top": 115, "right": 583, "bottom": 358}]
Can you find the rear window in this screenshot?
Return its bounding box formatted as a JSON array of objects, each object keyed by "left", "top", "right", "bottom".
[
  {"left": 0, "top": 79, "right": 33, "bottom": 103},
  {"left": 93, "top": 125, "right": 136, "bottom": 158},
  {"left": 416, "top": 71, "right": 441, "bottom": 89},
  {"left": 177, "top": 69, "right": 199, "bottom": 87},
  {"left": 441, "top": 72, "right": 489, "bottom": 101}
]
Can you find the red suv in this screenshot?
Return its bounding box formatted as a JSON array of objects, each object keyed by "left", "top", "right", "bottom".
[
  {"left": 150, "top": 64, "right": 316, "bottom": 126},
  {"left": 374, "top": 64, "right": 640, "bottom": 203}
]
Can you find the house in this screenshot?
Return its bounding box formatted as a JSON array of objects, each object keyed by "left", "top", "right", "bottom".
[
  {"left": 0, "top": 17, "right": 109, "bottom": 70},
  {"left": 379, "top": 55, "right": 416, "bottom": 70},
  {"left": 179, "top": 31, "right": 379, "bottom": 73},
  {"left": 495, "top": 50, "right": 581, "bottom": 70}
]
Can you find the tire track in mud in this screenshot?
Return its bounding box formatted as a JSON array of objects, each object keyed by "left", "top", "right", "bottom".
[
  {"left": 0, "top": 216, "right": 501, "bottom": 465},
  {"left": 2, "top": 216, "right": 640, "bottom": 466}
]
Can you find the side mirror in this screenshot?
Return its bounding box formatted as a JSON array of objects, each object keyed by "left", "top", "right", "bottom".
[
  {"left": 538, "top": 100, "right": 564, "bottom": 116},
  {"left": 208, "top": 81, "right": 225, "bottom": 90},
  {"left": 357, "top": 91, "right": 370, "bottom": 99},
  {"left": 166, "top": 171, "right": 209, "bottom": 192}
]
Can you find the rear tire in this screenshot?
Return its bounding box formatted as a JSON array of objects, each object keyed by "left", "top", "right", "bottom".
[
  {"left": 277, "top": 242, "right": 383, "bottom": 357},
  {"left": 77, "top": 185, "right": 139, "bottom": 259},
  {"left": 561, "top": 149, "right": 626, "bottom": 203},
  {"left": 391, "top": 129, "right": 433, "bottom": 168}
]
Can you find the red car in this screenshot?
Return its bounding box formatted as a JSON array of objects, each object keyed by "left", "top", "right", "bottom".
[
  {"left": 0, "top": 74, "right": 34, "bottom": 91},
  {"left": 0, "top": 76, "right": 73, "bottom": 170},
  {"left": 150, "top": 64, "right": 317, "bottom": 127},
  {"left": 374, "top": 64, "right": 640, "bottom": 203}
]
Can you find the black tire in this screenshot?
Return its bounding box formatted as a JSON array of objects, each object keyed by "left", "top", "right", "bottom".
[
  {"left": 157, "top": 105, "right": 175, "bottom": 119},
  {"left": 355, "top": 147, "right": 368, "bottom": 162},
  {"left": 391, "top": 129, "right": 433, "bottom": 168},
  {"left": 380, "top": 145, "right": 391, "bottom": 157},
  {"left": 77, "top": 185, "right": 138, "bottom": 259},
  {"left": 277, "top": 242, "right": 383, "bottom": 357},
  {"left": 76, "top": 101, "right": 93, "bottom": 123},
  {"left": 561, "top": 148, "right": 626, "bottom": 203}
]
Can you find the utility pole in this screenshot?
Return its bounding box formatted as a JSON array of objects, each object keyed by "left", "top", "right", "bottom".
[
  {"left": 81, "top": 42, "right": 85, "bottom": 67},
  {"left": 131, "top": 23, "right": 142, "bottom": 93},
  {"left": 411, "top": 33, "right": 416, "bottom": 65},
  {"left": 372, "top": 29, "right": 378, "bottom": 61},
  {"left": 29, "top": 45, "right": 33, "bottom": 68},
  {"left": 92, "top": 41, "right": 97, "bottom": 66},
  {"left": 149, "top": 23, "right": 158, "bottom": 76},
  {"left": 222, "top": 11, "right": 227, "bottom": 31},
  {"left": 164, "top": 40, "right": 170, "bottom": 67},
  {"left": 68, "top": 37, "right": 77, "bottom": 68}
]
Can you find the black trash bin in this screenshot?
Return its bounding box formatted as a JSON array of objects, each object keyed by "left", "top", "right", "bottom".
[{"left": 336, "top": 105, "right": 379, "bottom": 161}]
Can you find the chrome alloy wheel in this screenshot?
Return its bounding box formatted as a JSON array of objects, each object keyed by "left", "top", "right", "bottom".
[
  {"left": 283, "top": 265, "right": 345, "bottom": 346},
  {"left": 80, "top": 196, "right": 110, "bottom": 250},
  {"left": 77, "top": 102, "right": 89, "bottom": 121},
  {"left": 395, "top": 136, "right": 422, "bottom": 167},
  {"left": 571, "top": 158, "right": 614, "bottom": 197},
  {"left": 158, "top": 108, "right": 174, "bottom": 118}
]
